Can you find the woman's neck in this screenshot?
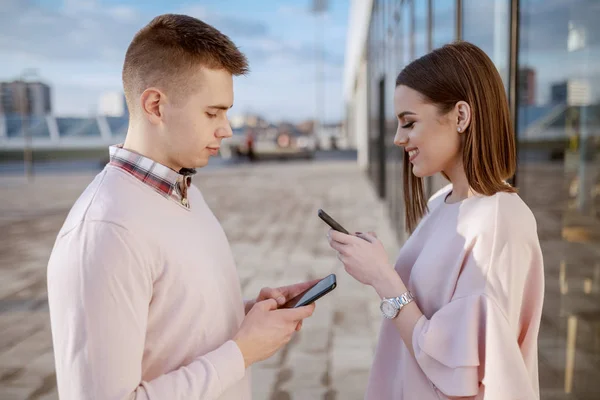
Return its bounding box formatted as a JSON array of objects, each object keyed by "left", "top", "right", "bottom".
[{"left": 443, "top": 161, "right": 471, "bottom": 203}]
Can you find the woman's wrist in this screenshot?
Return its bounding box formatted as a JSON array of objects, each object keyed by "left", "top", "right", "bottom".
[{"left": 372, "top": 265, "right": 407, "bottom": 299}]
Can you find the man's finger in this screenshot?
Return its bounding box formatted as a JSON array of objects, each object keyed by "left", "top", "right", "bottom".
[
  {"left": 260, "top": 287, "right": 286, "bottom": 305},
  {"left": 295, "top": 320, "right": 303, "bottom": 331},
  {"left": 258, "top": 298, "right": 278, "bottom": 311},
  {"left": 278, "top": 302, "right": 316, "bottom": 321},
  {"left": 284, "top": 279, "right": 320, "bottom": 299}
]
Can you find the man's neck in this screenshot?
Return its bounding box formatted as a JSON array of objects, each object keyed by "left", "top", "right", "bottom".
[{"left": 123, "top": 128, "right": 182, "bottom": 172}]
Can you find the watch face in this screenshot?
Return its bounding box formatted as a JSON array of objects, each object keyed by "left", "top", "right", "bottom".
[{"left": 381, "top": 301, "right": 397, "bottom": 319}]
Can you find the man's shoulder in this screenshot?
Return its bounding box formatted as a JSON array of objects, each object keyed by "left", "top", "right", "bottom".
[{"left": 58, "top": 167, "right": 152, "bottom": 237}]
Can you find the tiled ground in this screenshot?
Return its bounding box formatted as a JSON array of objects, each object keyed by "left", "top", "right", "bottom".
[{"left": 1, "top": 158, "right": 599, "bottom": 399}]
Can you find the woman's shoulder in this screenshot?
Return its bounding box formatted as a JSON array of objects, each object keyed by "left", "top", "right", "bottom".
[{"left": 459, "top": 190, "right": 539, "bottom": 253}]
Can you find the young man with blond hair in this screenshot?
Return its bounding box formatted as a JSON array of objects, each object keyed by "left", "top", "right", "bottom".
[{"left": 47, "top": 14, "right": 316, "bottom": 399}]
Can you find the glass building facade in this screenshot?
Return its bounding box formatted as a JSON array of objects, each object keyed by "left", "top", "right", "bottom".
[{"left": 364, "top": 0, "right": 600, "bottom": 398}]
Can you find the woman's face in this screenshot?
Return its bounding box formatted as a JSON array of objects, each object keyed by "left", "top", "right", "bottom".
[{"left": 393, "top": 85, "right": 468, "bottom": 178}]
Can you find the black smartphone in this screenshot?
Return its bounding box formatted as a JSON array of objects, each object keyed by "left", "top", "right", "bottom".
[
  {"left": 281, "top": 274, "right": 337, "bottom": 309},
  {"left": 317, "top": 209, "right": 349, "bottom": 234}
]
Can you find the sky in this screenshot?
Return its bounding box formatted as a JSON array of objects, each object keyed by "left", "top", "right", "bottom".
[{"left": 0, "top": 0, "right": 349, "bottom": 123}]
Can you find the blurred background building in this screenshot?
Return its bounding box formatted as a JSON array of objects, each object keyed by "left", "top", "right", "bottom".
[{"left": 0, "top": 80, "right": 52, "bottom": 116}]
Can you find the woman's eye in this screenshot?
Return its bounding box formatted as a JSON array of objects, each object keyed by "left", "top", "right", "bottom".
[{"left": 401, "top": 121, "right": 414, "bottom": 129}]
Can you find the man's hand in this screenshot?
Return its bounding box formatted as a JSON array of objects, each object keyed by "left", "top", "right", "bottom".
[
  {"left": 234, "top": 299, "right": 315, "bottom": 368},
  {"left": 245, "top": 279, "right": 320, "bottom": 330}
]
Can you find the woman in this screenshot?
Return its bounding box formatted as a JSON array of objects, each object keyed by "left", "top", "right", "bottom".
[{"left": 328, "top": 41, "right": 544, "bottom": 399}]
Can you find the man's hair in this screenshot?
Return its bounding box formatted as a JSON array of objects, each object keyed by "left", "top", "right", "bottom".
[{"left": 122, "top": 14, "right": 249, "bottom": 112}]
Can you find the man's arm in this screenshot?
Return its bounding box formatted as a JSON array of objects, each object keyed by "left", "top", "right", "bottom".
[{"left": 47, "top": 221, "right": 245, "bottom": 400}]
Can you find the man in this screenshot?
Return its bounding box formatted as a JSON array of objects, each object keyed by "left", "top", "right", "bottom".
[{"left": 47, "top": 14, "right": 316, "bottom": 399}]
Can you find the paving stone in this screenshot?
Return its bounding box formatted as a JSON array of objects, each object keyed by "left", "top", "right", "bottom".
[{"left": 1, "top": 160, "right": 599, "bottom": 399}]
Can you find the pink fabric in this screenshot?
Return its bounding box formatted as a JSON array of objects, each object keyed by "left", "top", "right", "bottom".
[
  {"left": 47, "top": 166, "right": 250, "bottom": 399},
  {"left": 366, "top": 184, "right": 544, "bottom": 399}
]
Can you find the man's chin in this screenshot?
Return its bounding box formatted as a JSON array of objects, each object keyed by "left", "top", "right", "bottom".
[{"left": 193, "top": 157, "right": 210, "bottom": 169}]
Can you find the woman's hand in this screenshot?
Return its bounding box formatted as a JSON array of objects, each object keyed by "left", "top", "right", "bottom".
[{"left": 327, "top": 229, "right": 395, "bottom": 288}]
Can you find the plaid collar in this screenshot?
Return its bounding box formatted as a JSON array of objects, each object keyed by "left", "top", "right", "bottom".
[{"left": 108, "top": 145, "right": 195, "bottom": 208}]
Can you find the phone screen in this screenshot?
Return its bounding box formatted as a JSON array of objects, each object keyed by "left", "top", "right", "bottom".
[{"left": 282, "top": 274, "right": 337, "bottom": 308}]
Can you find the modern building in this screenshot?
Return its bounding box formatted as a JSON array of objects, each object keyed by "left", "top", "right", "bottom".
[
  {"left": 344, "top": 1, "right": 600, "bottom": 398},
  {"left": 0, "top": 80, "right": 52, "bottom": 116}
]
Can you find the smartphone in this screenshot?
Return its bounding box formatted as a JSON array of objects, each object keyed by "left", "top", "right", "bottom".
[
  {"left": 281, "top": 274, "right": 337, "bottom": 309},
  {"left": 317, "top": 209, "right": 350, "bottom": 234}
]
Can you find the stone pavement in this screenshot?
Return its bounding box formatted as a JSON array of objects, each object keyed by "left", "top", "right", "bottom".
[{"left": 0, "top": 160, "right": 399, "bottom": 399}]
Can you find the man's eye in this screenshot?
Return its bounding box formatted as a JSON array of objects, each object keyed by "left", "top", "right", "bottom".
[
  {"left": 401, "top": 121, "right": 414, "bottom": 129},
  {"left": 206, "top": 112, "right": 217, "bottom": 119}
]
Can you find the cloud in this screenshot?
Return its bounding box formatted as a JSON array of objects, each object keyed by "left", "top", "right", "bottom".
[
  {"left": 0, "top": 1, "right": 141, "bottom": 63},
  {"left": 0, "top": 2, "right": 269, "bottom": 65},
  {"left": 276, "top": 5, "right": 310, "bottom": 17},
  {"left": 179, "top": 5, "right": 269, "bottom": 38},
  {"left": 242, "top": 39, "right": 344, "bottom": 69},
  {"left": 0, "top": 1, "right": 347, "bottom": 121}
]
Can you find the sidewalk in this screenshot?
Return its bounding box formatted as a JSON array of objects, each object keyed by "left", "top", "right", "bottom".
[{"left": 0, "top": 161, "right": 399, "bottom": 399}]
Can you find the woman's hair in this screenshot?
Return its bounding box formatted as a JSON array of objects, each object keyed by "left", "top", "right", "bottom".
[{"left": 396, "top": 41, "right": 516, "bottom": 233}]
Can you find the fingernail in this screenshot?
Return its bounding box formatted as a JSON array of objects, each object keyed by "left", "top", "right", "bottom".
[{"left": 277, "top": 296, "right": 286, "bottom": 305}]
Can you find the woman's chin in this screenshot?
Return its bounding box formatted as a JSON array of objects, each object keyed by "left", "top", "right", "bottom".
[{"left": 411, "top": 167, "right": 428, "bottom": 178}]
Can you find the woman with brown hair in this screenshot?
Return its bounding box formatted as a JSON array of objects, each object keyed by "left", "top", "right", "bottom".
[{"left": 328, "top": 41, "right": 544, "bottom": 399}]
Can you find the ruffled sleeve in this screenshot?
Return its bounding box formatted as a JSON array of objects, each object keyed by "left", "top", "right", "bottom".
[{"left": 412, "top": 293, "right": 539, "bottom": 399}]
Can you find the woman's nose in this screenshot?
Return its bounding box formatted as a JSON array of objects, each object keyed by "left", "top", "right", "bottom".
[{"left": 394, "top": 129, "right": 407, "bottom": 147}]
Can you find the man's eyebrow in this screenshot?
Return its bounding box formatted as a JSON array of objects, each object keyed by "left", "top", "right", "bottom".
[{"left": 207, "top": 104, "right": 233, "bottom": 110}]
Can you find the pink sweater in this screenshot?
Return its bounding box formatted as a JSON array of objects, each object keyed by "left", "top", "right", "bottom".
[
  {"left": 366, "top": 185, "right": 544, "bottom": 399},
  {"left": 47, "top": 166, "right": 250, "bottom": 399}
]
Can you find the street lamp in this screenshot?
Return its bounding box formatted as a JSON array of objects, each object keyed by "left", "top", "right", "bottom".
[
  {"left": 20, "top": 68, "right": 38, "bottom": 182},
  {"left": 311, "top": 0, "right": 328, "bottom": 141}
]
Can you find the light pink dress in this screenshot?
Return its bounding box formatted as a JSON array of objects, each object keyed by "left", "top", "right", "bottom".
[{"left": 366, "top": 185, "right": 544, "bottom": 399}]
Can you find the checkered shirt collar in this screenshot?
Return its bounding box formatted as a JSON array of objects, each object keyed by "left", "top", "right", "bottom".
[{"left": 108, "top": 145, "right": 195, "bottom": 208}]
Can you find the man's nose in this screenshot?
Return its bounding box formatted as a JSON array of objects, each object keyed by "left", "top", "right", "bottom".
[{"left": 218, "top": 121, "right": 233, "bottom": 138}]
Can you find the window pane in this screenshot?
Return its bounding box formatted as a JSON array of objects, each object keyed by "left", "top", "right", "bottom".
[
  {"left": 432, "top": 0, "right": 456, "bottom": 49},
  {"left": 517, "top": 2, "right": 600, "bottom": 396},
  {"left": 414, "top": 0, "right": 428, "bottom": 58},
  {"left": 403, "top": 0, "right": 413, "bottom": 64},
  {"left": 462, "top": 0, "right": 510, "bottom": 89}
]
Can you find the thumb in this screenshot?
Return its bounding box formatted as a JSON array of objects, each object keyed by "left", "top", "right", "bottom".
[
  {"left": 268, "top": 288, "right": 287, "bottom": 305},
  {"left": 257, "top": 298, "right": 278, "bottom": 311}
]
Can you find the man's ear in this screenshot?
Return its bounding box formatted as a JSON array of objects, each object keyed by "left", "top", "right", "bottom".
[{"left": 140, "top": 88, "right": 164, "bottom": 125}]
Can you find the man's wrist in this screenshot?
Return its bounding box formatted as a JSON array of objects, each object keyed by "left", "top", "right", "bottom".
[{"left": 233, "top": 337, "right": 253, "bottom": 369}]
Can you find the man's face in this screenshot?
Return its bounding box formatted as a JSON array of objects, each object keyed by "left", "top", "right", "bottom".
[{"left": 160, "top": 67, "right": 234, "bottom": 170}]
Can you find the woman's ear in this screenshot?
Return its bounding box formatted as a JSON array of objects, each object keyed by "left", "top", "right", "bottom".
[{"left": 455, "top": 101, "right": 471, "bottom": 133}]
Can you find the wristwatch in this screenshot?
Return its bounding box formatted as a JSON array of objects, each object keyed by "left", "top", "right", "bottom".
[{"left": 380, "top": 291, "right": 415, "bottom": 319}]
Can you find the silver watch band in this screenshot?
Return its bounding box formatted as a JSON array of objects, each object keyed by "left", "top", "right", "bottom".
[{"left": 390, "top": 291, "right": 414, "bottom": 310}]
